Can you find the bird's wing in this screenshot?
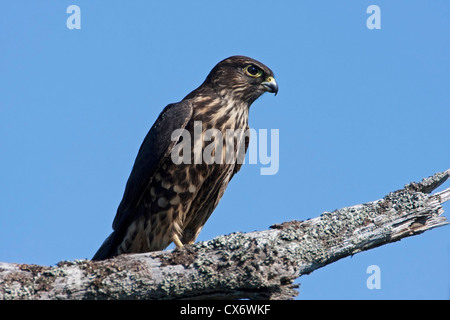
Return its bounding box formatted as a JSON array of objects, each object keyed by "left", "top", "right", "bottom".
[
  {"left": 112, "top": 100, "right": 193, "bottom": 230},
  {"left": 233, "top": 126, "right": 250, "bottom": 175}
]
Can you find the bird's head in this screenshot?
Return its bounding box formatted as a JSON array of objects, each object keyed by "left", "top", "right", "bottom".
[{"left": 204, "top": 55, "right": 278, "bottom": 105}]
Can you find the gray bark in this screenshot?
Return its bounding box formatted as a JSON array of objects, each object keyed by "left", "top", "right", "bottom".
[{"left": 1, "top": 170, "right": 449, "bottom": 300}]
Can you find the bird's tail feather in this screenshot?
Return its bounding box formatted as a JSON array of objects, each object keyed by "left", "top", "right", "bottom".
[{"left": 92, "top": 232, "right": 118, "bottom": 261}]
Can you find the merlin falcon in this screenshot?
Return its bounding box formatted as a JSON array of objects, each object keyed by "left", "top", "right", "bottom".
[{"left": 92, "top": 56, "right": 278, "bottom": 260}]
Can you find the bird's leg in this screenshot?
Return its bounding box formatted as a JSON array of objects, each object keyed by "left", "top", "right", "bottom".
[{"left": 172, "top": 234, "right": 184, "bottom": 249}]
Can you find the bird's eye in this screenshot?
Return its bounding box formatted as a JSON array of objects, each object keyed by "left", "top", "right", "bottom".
[{"left": 244, "top": 65, "right": 263, "bottom": 78}]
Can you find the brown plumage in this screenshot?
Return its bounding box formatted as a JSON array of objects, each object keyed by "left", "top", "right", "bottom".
[{"left": 92, "top": 56, "right": 278, "bottom": 260}]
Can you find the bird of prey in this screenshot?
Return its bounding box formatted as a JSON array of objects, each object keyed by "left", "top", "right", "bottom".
[{"left": 92, "top": 56, "right": 278, "bottom": 260}]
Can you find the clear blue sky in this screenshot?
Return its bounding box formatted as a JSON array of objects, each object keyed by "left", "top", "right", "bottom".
[{"left": 1, "top": 1, "right": 449, "bottom": 299}]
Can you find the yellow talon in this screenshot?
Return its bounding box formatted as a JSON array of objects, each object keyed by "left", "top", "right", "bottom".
[{"left": 172, "top": 234, "right": 184, "bottom": 249}]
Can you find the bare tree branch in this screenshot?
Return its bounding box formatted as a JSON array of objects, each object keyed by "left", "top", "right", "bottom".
[{"left": 1, "top": 170, "right": 449, "bottom": 300}]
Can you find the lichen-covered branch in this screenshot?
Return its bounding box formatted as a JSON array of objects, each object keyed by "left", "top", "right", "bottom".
[{"left": 1, "top": 170, "right": 449, "bottom": 300}]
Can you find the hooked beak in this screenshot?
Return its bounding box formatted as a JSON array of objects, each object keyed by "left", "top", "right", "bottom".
[{"left": 262, "top": 76, "right": 278, "bottom": 95}]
